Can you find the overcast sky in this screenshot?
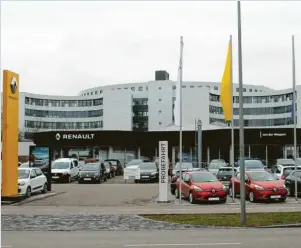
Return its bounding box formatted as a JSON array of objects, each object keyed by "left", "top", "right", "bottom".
[{"left": 2, "top": 1, "right": 301, "bottom": 96}]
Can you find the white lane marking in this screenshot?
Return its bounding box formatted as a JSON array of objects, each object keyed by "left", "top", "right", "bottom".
[
  {"left": 2, "top": 246, "right": 13, "bottom": 248},
  {"left": 124, "top": 243, "right": 241, "bottom": 247}
]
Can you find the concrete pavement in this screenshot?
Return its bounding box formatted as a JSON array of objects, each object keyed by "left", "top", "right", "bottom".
[{"left": 3, "top": 228, "right": 301, "bottom": 248}]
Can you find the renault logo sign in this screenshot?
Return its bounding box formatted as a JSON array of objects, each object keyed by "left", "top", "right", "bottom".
[
  {"left": 55, "top": 133, "right": 95, "bottom": 140},
  {"left": 10, "top": 77, "right": 18, "bottom": 94},
  {"left": 212, "top": 189, "right": 216, "bottom": 194},
  {"left": 55, "top": 133, "right": 61, "bottom": 140}
]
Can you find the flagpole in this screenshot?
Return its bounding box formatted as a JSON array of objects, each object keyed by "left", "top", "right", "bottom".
[
  {"left": 229, "top": 35, "right": 235, "bottom": 203},
  {"left": 0, "top": 0, "right": 3, "bottom": 246},
  {"left": 179, "top": 36, "right": 184, "bottom": 204},
  {"left": 237, "top": 1, "right": 246, "bottom": 225},
  {"left": 292, "top": 35, "right": 298, "bottom": 202}
]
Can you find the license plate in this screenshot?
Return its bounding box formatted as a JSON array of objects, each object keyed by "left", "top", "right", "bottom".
[
  {"left": 270, "top": 195, "right": 281, "bottom": 199},
  {"left": 208, "top": 197, "right": 220, "bottom": 201},
  {"left": 84, "top": 178, "right": 92, "bottom": 181},
  {"left": 129, "top": 176, "right": 135, "bottom": 179},
  {"left": 52, "top": 176, "right": 59, "bottom": 179},
  {"left": 142, "top": 176, "right": 149, "bottom": 178}
]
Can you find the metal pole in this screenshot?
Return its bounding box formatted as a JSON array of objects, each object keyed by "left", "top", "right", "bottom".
[
  {"left": 229, "top": 35, "right": 235, "bottom": 203},
  {"left": 292, "top": 35, "right": 298, "bottom": 202},
  {"left": 0, "top": 0, "right": 2, "bottom": 246},
  {"left": 179, "top": 36, "right": 184, "bottom": 204},
  {"left": 265, "top": 145, "right": 268, "bottom": 169},
  {"left": 198, "top": 120, "right": 202, "bottom": 168},
  {"left": 237, "top": 1, "right": 246, "bottom": 225},
  {"left": 195, "top": 119, "right": 197, "bottom": 163}
]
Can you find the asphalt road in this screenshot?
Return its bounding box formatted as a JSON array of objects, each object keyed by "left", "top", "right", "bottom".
[{"left": 3, "top": 228, "right": 301, "bottom": 248}]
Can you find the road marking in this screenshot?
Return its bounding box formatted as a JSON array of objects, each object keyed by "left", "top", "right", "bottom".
[
  {"left": 124, "top": 243, "right": 241, "bottom": 247},
  {"left": 2, "top": 246, "right": 13, "bottom": 248}
]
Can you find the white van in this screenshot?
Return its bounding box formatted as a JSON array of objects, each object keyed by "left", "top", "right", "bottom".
[{"left": 51, "top": 158, "right": 79, "bottom": 183}]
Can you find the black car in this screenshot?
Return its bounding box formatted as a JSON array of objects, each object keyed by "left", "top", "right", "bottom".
[
  {"left": 135, "top": 162, "right": 158, "bottom": 183},
  {"left": 104, "top": 161, "right": 115, "bottom": 179},
  {"left": 78, "top": 163, "right": 107, "bottom": 184},
  {"left": 170, "top": 168, "right": 206, "bottom": 195},
  {"left": 105, "top": 159, "right": 123, "bottom": 176},
  {"left": 216, "top": 167, "right": 237, "bottom": 182},
  {"left": 285, "top": 170, "right": 301, "bottom": 196}
]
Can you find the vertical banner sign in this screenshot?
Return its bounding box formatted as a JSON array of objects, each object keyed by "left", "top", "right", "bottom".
[
  {"left": 159, "top": 141, "right": 168, "bottom": 202},
  {"left": 2, "top": 70, "right": 19, "bottom": 197}
]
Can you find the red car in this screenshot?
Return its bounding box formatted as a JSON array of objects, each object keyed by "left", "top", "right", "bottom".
[
  {"left": 229, "top": 170, "right": 287, "bottom": 202},
  {"left": 175, "top": 171, "right": 228, "bottom": 204}
]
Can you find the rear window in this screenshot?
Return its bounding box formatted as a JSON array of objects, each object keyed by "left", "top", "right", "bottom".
[{"left": 217, "top": 168, "right": 233, "bottom": 175}]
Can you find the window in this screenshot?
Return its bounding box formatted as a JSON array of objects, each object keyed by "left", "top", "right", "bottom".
[
  {"left": 138, "top": 86, "right": 143, "bottom": 91},
  {"left": 190, "top": 86, "right": 194, "bottom": 88},
  {"left": 236, "top": 88, "right": 239, "bottom": 92},
  {"left": 159, "top": 98, "right": 162, "bottom": 102},
  {"left": 182, "top": 86, "right": 186, "bottom": 88},
  {"left": 159, "top": 122, "right": 162, "bottom": 125},
  {"left": 159, "top": 110, "right": 162, "bottom": 113},
  {"left": 214, "top": 86, "right": 218, "bottom": 90},
  {"left": 249, "top": 89, "right": 252, "bottom": 92},
  {"left": 158, "top": 87, "right": 162, "bottom": 90},
  {"left": 30, "top": 170, "right": 37, "bottom": 178},
  {"left": 243, "top": 88, "right": 246, "bottom": 92},
  {"left": 173, "top": 86, "right": 176, "bottom": 90},
  {"left": 35, "top": 168, "right": 43, "bottom": 176},
  {"left": 95, "top": 91, "right": 98, "bottom": 94},
  {"left": 131, "top": 87, "right": 135, "bottom": 91}
]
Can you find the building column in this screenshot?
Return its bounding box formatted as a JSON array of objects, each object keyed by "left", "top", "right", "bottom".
[
  {"left": 218, "top": 149, "right": 221, "bottom": 160},
  {"left": 172, "top": 146, "right": 176, "bottom": 168},
  {"left": 137, "top": 147, "right": 141, "bottom": 159},
  {"left": 60, "top": 148, "right": 64, "bottom": 158},
  {"left": 248, "top": 145, "right": 251, "bottom": 157},
  {"left": 190, "top": 147, "right": 193, "bottom": 162},
  {"left": 108, "top": 146, "right": 113, "bottom": 159},
  {"left": 284, "top": 145, "right": 288, "bottom": 159},
  {"left": 155, "top": 148, "right": 158, "bottom": 158},
  {"left": 266, "top": 145, "right": 268, "bottom": 168},
  {"left": 207, "top": 146, "right": 210, "bottom": 165}
]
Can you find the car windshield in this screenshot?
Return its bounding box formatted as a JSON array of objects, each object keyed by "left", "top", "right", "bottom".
[
  {"left": 211, "top": 159, "right": 225, "bottom": 163},
  {"left": 52, "top": 161, "right": 70, "bottom": 169},
  {"left": 18, "top": 169, "right": 30, "bottom": 179},
  {"left": 104, "top": 162, "right": 111, "bottom": 169},
  {"left": 139, "top": 163, "right": 157, "bottom": 170},
  {"left": 83, "top": 163, "right": 99, "bottom": 171},
  {"left": 284, "top": 167, "right": 301, "bottom": 176},
  {"left": 175, "top": 163, "right": 193, "bottom": 170},
  {"left": 217, "top": 168, "right": 233, "bottom": 175},
  {"left": 191, "top": 173, "right": 218, "bottom": 182},
  {"left": 245, "top": 161, "right": 263, "bottom": 170},
  {"left": 277, "top": 159, "right": 295, "bottom": 165},
  {"left": 127, "top": 159, "right": 142, "bottom": 165},
  {"left": 250, "top": 171, "right": 275, "bottom": 181},
  {"left": 209, "top": 162, "right": 226, "bottom": 169}
]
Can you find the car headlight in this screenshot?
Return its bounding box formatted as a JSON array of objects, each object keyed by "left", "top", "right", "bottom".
[
  {"left": 254, "top": 184, "right": 264, "bottom": 191},
  {"left": 193, "top": 186, "right": 203, "bottom": 192},
  {"left": 222, "top": 185, "right": 227, "bottom": 191},
  {"left": 19, "top": 182, "right": 25, "bottom": 186}
]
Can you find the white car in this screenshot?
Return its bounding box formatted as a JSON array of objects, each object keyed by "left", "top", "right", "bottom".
[
  {"left": 51, "top": 158, "right": 79, "bottom": 183},
  {"left": 18, "top": 168, "right": 48, "bottom": 197},
  {"left": 208, "top": 159, "right": 227, "bottom": 175},
  {"left": 274, "top": 165, "right": 301, "bottom": 180}
]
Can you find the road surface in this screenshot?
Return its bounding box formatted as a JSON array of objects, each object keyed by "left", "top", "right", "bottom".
[{"left": 3, "top": 228, "right": 301, "bottom": 248}]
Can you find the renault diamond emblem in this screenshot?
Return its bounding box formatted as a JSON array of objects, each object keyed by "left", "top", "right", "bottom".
[
  {"left": 10, "top": 77, "right": 18, "bottom": 94},
  {"left": 55, "top": 133, "right": 61, "bottom": 140},
  {"left": 212, "top": 189, "right": 216, "bottom": 194},
  {"left": 273, "top": 188, "right": 278, "bottom": 192}
]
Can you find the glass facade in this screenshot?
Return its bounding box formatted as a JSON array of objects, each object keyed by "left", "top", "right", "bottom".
[
  {"left": 132, "top": 98, "right": 148, "bottom": 131},
  {"left": 25, "top": 120, "right": 103, "bottom": 130},
  {"left": 25, "top": 109, "right": 103, "bottom": 118},
  {"left": 25, "top": 97, "right": 103, "bottom": 107}
]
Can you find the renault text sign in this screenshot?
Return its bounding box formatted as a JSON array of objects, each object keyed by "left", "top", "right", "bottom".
[
  {"left": 158, "top": 141, "right": 169, "bottom": 202},
  {"left": 55, "top": 133, "right": 95, "bottom": 141}
]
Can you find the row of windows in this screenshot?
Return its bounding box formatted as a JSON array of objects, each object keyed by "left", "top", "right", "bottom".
[
  {"left": 25, "top": 109, "right": 103, "bottom": 118},
  {"left": 25, "top": 120, "right": 103, "bottom": 130},
  {"left": 83, "top": 90, "right": 103, "bottom": 96},
  {"left": 210, "top": 93, "right": 294, "bottom": 104},
  {"left": 209, "top": 105, "right": 295, "bottom": 115},
  {"left": 133, "top": 98, "right": 148, "bottom": 105},
  {"left": 133, "top": 111, "right": 148, "bottom": 117},
  {"left": 25, "top": 97, "right": 103, "bottom": 107},
  {"left": 209, "top": 117, "right": 294, "bottom": 127}
]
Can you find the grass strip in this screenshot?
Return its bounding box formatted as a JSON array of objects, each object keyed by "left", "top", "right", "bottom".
[{"left": 142, "top": 212, "right": 301, "bottom": 227}]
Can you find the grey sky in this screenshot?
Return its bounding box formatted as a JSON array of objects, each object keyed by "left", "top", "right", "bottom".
[{"left": 2, "top": 1, "right": 301, "bottom": 96}]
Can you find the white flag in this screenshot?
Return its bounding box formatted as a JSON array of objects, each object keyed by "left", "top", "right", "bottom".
[{"left": 173, "top": 37, "right": 183, "bottom": 126}]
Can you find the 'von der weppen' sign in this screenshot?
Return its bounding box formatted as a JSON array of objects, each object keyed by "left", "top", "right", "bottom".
[
  {"left": 158, "top": 141, "right": 169, "bottom": 202},
  {"left": 55, "top": 133, "right": 95, "bottom": 141},
  {"left": 259, "top": 131, "right": 287, "bottom": 138}
]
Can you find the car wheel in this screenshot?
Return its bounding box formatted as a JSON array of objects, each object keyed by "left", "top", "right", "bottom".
[
  {"left": 42, "top": 183, "right": 48, "bottom": 194},
  {"left": 104, "top": 176, "right": 107, "bottom": 182},
  {"left": 189, "top": 192, "right": 195, "bottom": 204},
  {"left": 287, "top": 186, "right": 294, "bottom": 197},
  {"left": 249, "top": 191, "right": 256, "bottom": 203},
  {"left": 175, "top": 188, "right": 179, "bottom": 199},
  {"left": 26, "top": 187, "right": 31, "bottom": 198},
  {"left": 135, "top": 180, "right": 139, "bottom": 184}
]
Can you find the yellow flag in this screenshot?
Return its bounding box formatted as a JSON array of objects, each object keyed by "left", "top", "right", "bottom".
[{"left": 220, "top": 41, "right": 232, "bottom": 121}]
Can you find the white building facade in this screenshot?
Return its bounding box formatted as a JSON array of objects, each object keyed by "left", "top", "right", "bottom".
[{"left": 18, "top": 71, "right": 300, "bottom": 134}]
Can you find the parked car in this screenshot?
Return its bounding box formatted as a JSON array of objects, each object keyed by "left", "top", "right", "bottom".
[
  {"left": 216, "top": 167, "right": 237, "bottom": 186},
  {"left": 285, "top": 170, "right": 301, "bottom": 196},
  {"left": 78, "top": 162, "right": 107, "bottom": 184},
  {"left": 208, "top": 159, "right": 227, "bottom": 175},
  {"left": 273, "top": 165, "right": 301, "bottom": 180},
  {"left": 236, "top": 160, "right": 265, "bottom": 172},
  {"left": 229, "top": 170, "right": 287, "bottom": 202},
  {"left": 18, "top": 168, "right": 48, "bottom": 198},
  {"left": 104, "top": 159, "right": 123, "bottom": 176},
  {"left": 104, "top": 161, "right": 115, "bottom": 179},
  {"left": 135, "top": 162, "right": 158, "bottom": 183},
  {"left": 170, "top": 168, "right": 206, "bottom": 195},
  {"left": 171, "top": 162, "right": 193, "bottom": 177},
  {"left": 175, "top": 171, "right": 228, "bottom": 204},
  {"left": 51, "top": 158, "right": 79, "bottom": 183},
  {"left": 125, "top": 159, "right": 149, "bottom": 168}
]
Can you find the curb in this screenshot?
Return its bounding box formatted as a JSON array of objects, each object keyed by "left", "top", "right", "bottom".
[{"left": 12, "top": 192, "right": 65, "bottom": 206}]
